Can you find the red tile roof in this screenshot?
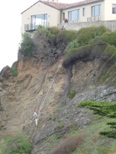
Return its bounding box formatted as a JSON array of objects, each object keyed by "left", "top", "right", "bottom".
[
  {"left": 21, "top": 1, "right": 69, "bottom": 14},
  {"left": 41, "top": 1, "right": 69, "bottom": 10},
  {"left": 63, "top": 0, "right": 104, "bottom": 9},
  {"left": 21, "top": 0, "right": 104, "bottom": 14}
]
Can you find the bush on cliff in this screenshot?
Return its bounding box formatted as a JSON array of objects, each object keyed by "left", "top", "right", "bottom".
[
  {"left": 50, "top": 133, "right": 84, "bottom": 154},
  {"left": 102, "top": 32, "right": 116, "bottom": 46},
  {"left": 57, "top": 30, "right": 77, "bottom": 43},
  {"left": 48, "top": 26, "right": 60, "bottom": 37},
  {"left": 66, "top": 25, "right": 107, "bottom": 51},
  {"left": 11, "top": 65, "right": 18, "bottom": 77},
  {"left": 62, "top": 45, "right": 91, "bottom": 68},
  {"left": 19, "top": 33, "right": 35, "bottom": 57},
  {"left": 36, "top": 25, "right": 51, "bottom": 37},
  {"left": 78, "top": 101, "right": 116, "bottom": 139},
  {"left": 63, "top": 26, "right": 116, "bottom": 68},
  {"left": 2, "top": 133, "right": 32, "bottom": 154}
]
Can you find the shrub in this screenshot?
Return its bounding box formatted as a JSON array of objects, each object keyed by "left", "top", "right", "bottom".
[
  {"left": 2, "top": 133, "right": 32, "bottom": 154},
  {"left": 68, "top": 90, "right": 76, "bottom": 99},
  {"left": 57, "top": 30, "right": 77, "bottom": 43},
  {"left": 11, "top": 66, "right": 18, "bottom": 77},
  {"left": 66, "top": 38, "right": 80, "bottom": 51},
  {"left": 104, "top": 45, "right": 116, "bottom": 60},
  {"left": 19, "top": 33, "right": 35, "bottom": 57},
  {"left": 50, "top": 133, "right": 84, "bottom": 154},
  {"left": 48, "top": 26, "right": 60, "bottom": 37},
  {"left": 37, "top": 25, "right": 51, "bottom": 37},
  {"left": 102, "top": 31, "right": 116, "bottom": 46},
  {"left": 77, "top": 25, "right": 107, "bottom": 46},
  {"left": 63, "top": 45, "right": 91, "bottom": 68},
  {"left": 100, "top": 131, "right": 116, "bottom": 139},
  {"left": 78, "top": 101, "right": 116, "bottom": 139}
]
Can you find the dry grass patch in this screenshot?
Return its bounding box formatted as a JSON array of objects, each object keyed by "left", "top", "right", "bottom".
[{"left": 50, "top": 133, "right": 84, "bottom": 154}]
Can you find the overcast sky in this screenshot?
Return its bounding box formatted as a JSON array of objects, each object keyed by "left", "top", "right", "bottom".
[{"left": 0, "top": 0, "right": 82, "bottom": 71}]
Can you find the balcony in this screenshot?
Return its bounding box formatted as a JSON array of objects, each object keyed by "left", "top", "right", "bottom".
[
  {"left": 87, "top": 16, "right": 102, "bottom": 22},
  {"left": 24, "top": 22, "right": 49, "bottom": 32}
]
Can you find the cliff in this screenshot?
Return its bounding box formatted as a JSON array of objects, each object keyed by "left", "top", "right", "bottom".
[{"left": 0, "top": 26, "right": 116, "bottom": 154}]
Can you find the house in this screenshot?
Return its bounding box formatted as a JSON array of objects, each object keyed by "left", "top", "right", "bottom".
[
  {"left": 62, "top": 0, "right": 116, "bottom": 23},
  {"left": 21, "top": 0, "right": 68, "bottom": 33},
  {"left": 21, "top": 0, "right": 116, "bottom": 34}
]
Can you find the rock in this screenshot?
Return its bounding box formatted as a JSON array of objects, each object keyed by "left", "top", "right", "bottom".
[{"left": 0, "top": 65, "right": 11, "bottom": 79}]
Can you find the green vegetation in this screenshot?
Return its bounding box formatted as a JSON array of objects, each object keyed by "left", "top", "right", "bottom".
[
  {"left": 66, "top": 25, "right": 107, "bottom": 51},
  {"left": 57, "top": 30, "right": 78, "bottom": 43},
  {"left": 11, "top": 66, "right": 18, "bottom": 77},
  {"left": 0, "top": 76, "right": 3, "bottom": 81},
  {"left": 50, "top": 133, "right": 84, "bottom": 154},
  {"left": 46, "top": 135, "right": 61, "bottom": 153},
  {"left": 78, "top": 101, "right": 116, "bottom": 139},
  {"left": 99, "top": 64, "right": 116, "bottom": 84},
  {"left": 48, "top": 26, "right": 60, "bottom": 38},
  {"left": 54, "top": 124, "right": 64, "bottom": 130},
  {"left": 104, "top": 45, "right": 116, "bottom": 59},
  {"left": 68, "top": 90, "right": 76, "bottom": 99},
  {"left": 19, "top": 33, "right": 35, "bottom": 57},
  {"left": 65, "top": 45, "right": 91, "bottom": 58},
  {"left": 35, "top": 26, "right": 60, "bottom": 39},
  {"left": 102, "top": 32, "right": 116, "bottom": 46},
  {"left": 0, "top": 133, "right": 32, "bottom": 154},
  {"left": 36, "top": 25, "right": 52, "bottom": 37}
]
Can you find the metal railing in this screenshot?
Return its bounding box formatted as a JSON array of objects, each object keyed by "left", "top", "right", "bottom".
[
  {"left": 24, "top": 22, "right": 49, "bottom": 32},
  {"left": 87, "top": 16, "right": 102, "bottom": 22}
]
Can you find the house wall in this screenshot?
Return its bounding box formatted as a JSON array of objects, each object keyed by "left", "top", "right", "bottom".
[
  {"left": 58, "top": 20, "right": 116, "bottom": 31},
  {"left": 21, "top": 2, "right": 60, "bottom": 33},
  {"left": 62, "top": 1, "right": 105, "bottom": 23},
  {"left": 104, "top": 0, "right": 116, "bottom": 20}
]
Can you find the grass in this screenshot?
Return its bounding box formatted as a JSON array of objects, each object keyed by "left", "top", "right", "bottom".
[
  {"left": 98, "top": 64, "right": 116, "bottom": 84},
  {"left": 46, "top": 102, "right": 116, "bottom": 154},
  {"left": 72, "top": 116, "right": 116, "bottom": 154},
  {"left": 68, "top": 90, "right": 76, "bottom": 99},
  {"left": 0, "top": 132, "right": 32, "bottom": 154},
  {"left": 49, "top": 115, "right": 116, "bottom": 154}
]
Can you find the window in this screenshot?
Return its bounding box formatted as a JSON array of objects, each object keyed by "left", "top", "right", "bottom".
[
  {"left": 91, "top": 5, "right": 101, "bottom": 16},
  {"left": 112, "top": 4, "right": 116, "bottom": 14},
  {"left": 31, "top": 14, "right": 47, "bottom": 29},
  {"left": 68, "top": 10, "right": 80, "bottom": 22},
  {"left": 83, "top": 8, "right": 85, "bottom": 16}
]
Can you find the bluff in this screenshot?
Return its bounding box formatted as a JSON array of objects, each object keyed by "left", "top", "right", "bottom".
[{"left": 0, "top": 26, "right": 116, "bottom": 154}]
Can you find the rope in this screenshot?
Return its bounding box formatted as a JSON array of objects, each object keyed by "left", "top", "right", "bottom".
[{"left": 37, "top": 59, "right": 62, "bottom": 123}]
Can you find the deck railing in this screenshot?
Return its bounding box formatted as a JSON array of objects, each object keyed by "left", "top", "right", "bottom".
[
  {"left": 87, "top": 16, "right": 102, "bottom": 22},
  {"left": 24, "top": 22, "right": 49, "bottom": 32}
]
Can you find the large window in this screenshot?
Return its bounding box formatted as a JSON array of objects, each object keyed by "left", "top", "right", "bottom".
[
  {"left": 112, "top": 4, "right": 116, "bottom": 14},
  {"left": 31, "top": 14, "right": 47, "bottom": 29},
  {"left": 91, "top": 5, "right": 101, "bottom": 16},
  {"left": 68, "top": 10, "right": 80, "bottom": 22}
]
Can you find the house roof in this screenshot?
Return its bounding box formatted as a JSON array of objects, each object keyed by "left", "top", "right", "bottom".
[
  {"left": 21, "top": 0, "right": 69, "bottom": 14},
  {"left": 63, "top": 0, "right": 104, "bottom": 10},
  {"left": 21, "top": 0, "right": 104, "bottom": 14}
]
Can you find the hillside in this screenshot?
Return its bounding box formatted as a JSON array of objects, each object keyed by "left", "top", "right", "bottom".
[{"left": 0, "top": 26, "right": 116, "bottom": 154}]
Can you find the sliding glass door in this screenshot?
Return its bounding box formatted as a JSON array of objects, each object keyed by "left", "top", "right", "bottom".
[{"left": 31, "top": 14, "right": 47, "bottom": 29}]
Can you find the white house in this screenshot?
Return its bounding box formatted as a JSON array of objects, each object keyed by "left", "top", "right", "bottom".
[{"left": 21, "top": 0, "right": 116, "bottom": 33}]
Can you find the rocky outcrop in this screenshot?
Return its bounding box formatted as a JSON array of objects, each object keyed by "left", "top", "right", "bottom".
[
  {"left": 0, "top": 65, "right": 11, "bottom": 78},
  {"left": 31, "top": 84, "right": 116, "bottom": 154}
]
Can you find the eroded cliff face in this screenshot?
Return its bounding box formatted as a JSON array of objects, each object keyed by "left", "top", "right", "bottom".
[
  {"left": 0, "top": 57, "right": 64, "bottom": 133},
  {"left": 0, "top": 56, "right": 116, "bottom": 153}
]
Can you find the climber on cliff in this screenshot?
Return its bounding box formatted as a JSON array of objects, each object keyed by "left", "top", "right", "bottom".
[{"left": 33, "top": 110, "right": 39, "bottom": 126}]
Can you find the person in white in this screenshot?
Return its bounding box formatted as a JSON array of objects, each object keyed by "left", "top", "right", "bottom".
[{"left": 33, "top": 110, "right": 39, "bottom": 126}]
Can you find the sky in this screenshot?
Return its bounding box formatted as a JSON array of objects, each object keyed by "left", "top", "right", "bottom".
[{"left": 0, "top": 0, "right": 82, "bottom": 71}]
